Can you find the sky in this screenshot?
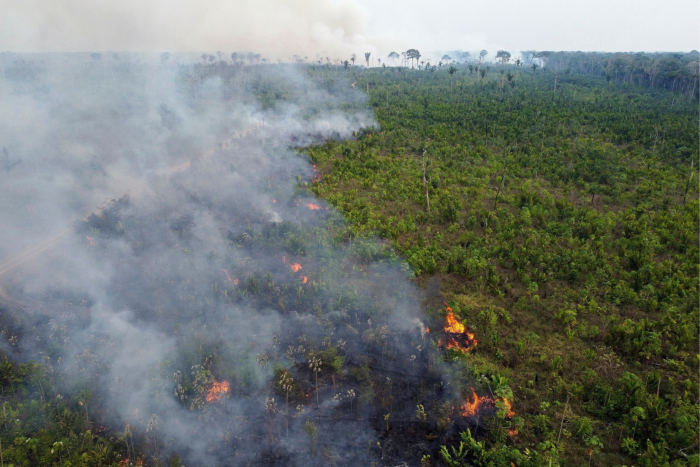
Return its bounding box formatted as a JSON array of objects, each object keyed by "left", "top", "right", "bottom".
[{"left": 0, "top": 0, "right": 698, "bottom": 58}]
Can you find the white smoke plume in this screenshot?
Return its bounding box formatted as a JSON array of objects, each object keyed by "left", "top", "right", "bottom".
[
  {"left": 0, "top": 0, "right": 376, "bottom": 58},
  {"left": 0, "top": 55, "right": 450, "bottom": 465}
]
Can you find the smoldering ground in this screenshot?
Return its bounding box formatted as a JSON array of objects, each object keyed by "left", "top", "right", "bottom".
[{"left": 0, "top": 55, "right": 491, "bottom": 465}]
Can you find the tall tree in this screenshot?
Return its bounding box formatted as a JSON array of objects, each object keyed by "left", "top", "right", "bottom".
[
  {"left": 688, "top": 60, "right": 699, "bottom": 95},
  {"left": 533, "top": 51, "right": 551, "bottom": 68},
  {"left": 364, "top": 52, "right": 371, "bottom": 68},
  {"left": 496, "top": 50, "right": 511, "bottom": 64},
  {"left": 406, "top": 49, "right": 421, "bottom": 68},
  {"left": 479, "top": 50, "right": 488, "bottom": 63}
]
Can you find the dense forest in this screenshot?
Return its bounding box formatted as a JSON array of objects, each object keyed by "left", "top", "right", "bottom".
[
  {"left": 0, "top": 51, "right": 697, "bottom": 467},
  {"left": 304, "top": 55, "right": 699, "bottom": 466}
]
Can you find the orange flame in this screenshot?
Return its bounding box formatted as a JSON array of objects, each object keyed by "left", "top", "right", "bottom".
[
  {"left": 222, "top": 269, "right": 239, "bottom": 285},
  {"left": 444, "top": 308, "right": 465, "bottom": 334},
  {"left": 302, "top": 276, "right": 308, "bottom": 284},
  {"left": 442, "top": 307, "right": 477, "bottom": 352},
  {"left": 458, "top": 391, "right": 516, "bottom": 420},
  {"left": 502, "top": 397, "right": 516, "bottom": 418},
  {"left": 425, "top": 327, "right": 430, "bottom": 333},
  {"left": 86, "top": 236, "right": 97, "bottom": 246},
  {"left": 291, "top": 263, "right": 302, "bottom": 272},
  {"left": 306, "top": 203, "right": 321, "bottom": 210},
  {"left": 206, "top": 380, "right": 230, "bottom": 403},
  {"left": 461, "top": 390, "right": 492, "bottom": 417}
]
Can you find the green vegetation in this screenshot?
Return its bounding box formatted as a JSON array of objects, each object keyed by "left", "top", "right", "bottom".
[
  {"left": 0, "top": 357, "right": 129, "bottom": 466},
  {"left": 305, "top": 60, "right": 699, "bottom": 465},
  {"left": 0, "top": 53, "right": 697, "bottom": 466}
]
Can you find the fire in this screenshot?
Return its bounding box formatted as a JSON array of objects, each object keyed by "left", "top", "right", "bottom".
[
  {"left": 461, "top": 390, "right": 491, "bottom": 417},
  {"left": 501, "top": 397, "right": 516, "bottom": 418},
  {"left": 282, "top": 256, "right": 287, "bottom": 263},
  {"left": 222, "top": 269, "right": 239, "bottom": 285},
  {"left": 460, "top": 389, "right": 518, "bottom": 424},
  {"left": 273, "top": 199, "right": 277, "bottom": 203},
  {"left": 444, "top": 308, "right": 465, "bottom": 334},
  {"left": 442, "top": 307, "right": 477, "bottom": 352},
  {"left": 302, "top": 276, "right": 308, "bottom": 284},
  {"left": 425, "top": 327, "right": 430, "bottom": 333},
  {"left": 291, "top": 263, "right": 302, "bottom": 272},
  {"left": 86, "top": 236, "right": 97, "bottom": 246},
  {"left": 306, "top": 203, "right": 321, "bottom": 210},
  {"left": 458, "top": 391, "right": 516, "bottom": 421},
  {"left": 120, "top": 459, "right": 143, "bottom": 467},
  {"left": 206, "top": 380, "right": 230, "bottom": 403}
]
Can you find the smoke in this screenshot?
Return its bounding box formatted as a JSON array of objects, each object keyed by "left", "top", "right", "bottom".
[
  {"left": 0, "top": 0, "right": 375, "bottom": 58},
  {"left": 0, "top": 55, "right": 459, "bottom": 465}
]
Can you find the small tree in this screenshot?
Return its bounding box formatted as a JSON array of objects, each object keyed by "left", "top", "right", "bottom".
[
  {"left": 304, "top": 419, "right": 317, "bottom": 457},
  {"left": 280, "top": 373, "right": 293, "bottom": 437},
  {"left": 585, "top": 436, "right": 603, "bottom": 466},
  {"left": 350, "top": 53, "right": 356, "bottom": 66},
  {"left": 78, "top": 390, "right": 91, "bottom": 423},
  {"left": 683, "top": 159, "right": 695, "bottom": 204},
  {"left": 309, "top": 356, "right": 322, "bottom": 406},
  {"left": 421, "top": 150, "right": 430, "bottom": 213},
  {"left": 346, "top": 389, "right": 356, "bottom": 416}
]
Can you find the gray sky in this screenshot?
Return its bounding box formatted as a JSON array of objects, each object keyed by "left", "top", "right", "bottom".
[
  {"left": 359, "top": 0, "right": 700, "bottom": 54},
  {"left": 0, "top": 0, "right": 698, "bottom": 57}
]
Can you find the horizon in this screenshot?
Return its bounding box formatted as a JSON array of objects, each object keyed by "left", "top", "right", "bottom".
[{"left": 1, "top": 0, "right": 698, "bottom": 57}]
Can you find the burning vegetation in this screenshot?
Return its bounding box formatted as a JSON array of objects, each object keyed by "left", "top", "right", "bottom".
[
  {"left": 0, "top": 55, "right": 550, "bottom": 467},
  {"left": 206, "top": 381, "right": 230, "bottom": 403},
  {"left": 440, "top": 307, "right": 477, "bottom": 353}
]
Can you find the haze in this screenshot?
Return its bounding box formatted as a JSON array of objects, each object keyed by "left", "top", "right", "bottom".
[{"left": 1, "top": 0, "right": 697, "bottom": 57}]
